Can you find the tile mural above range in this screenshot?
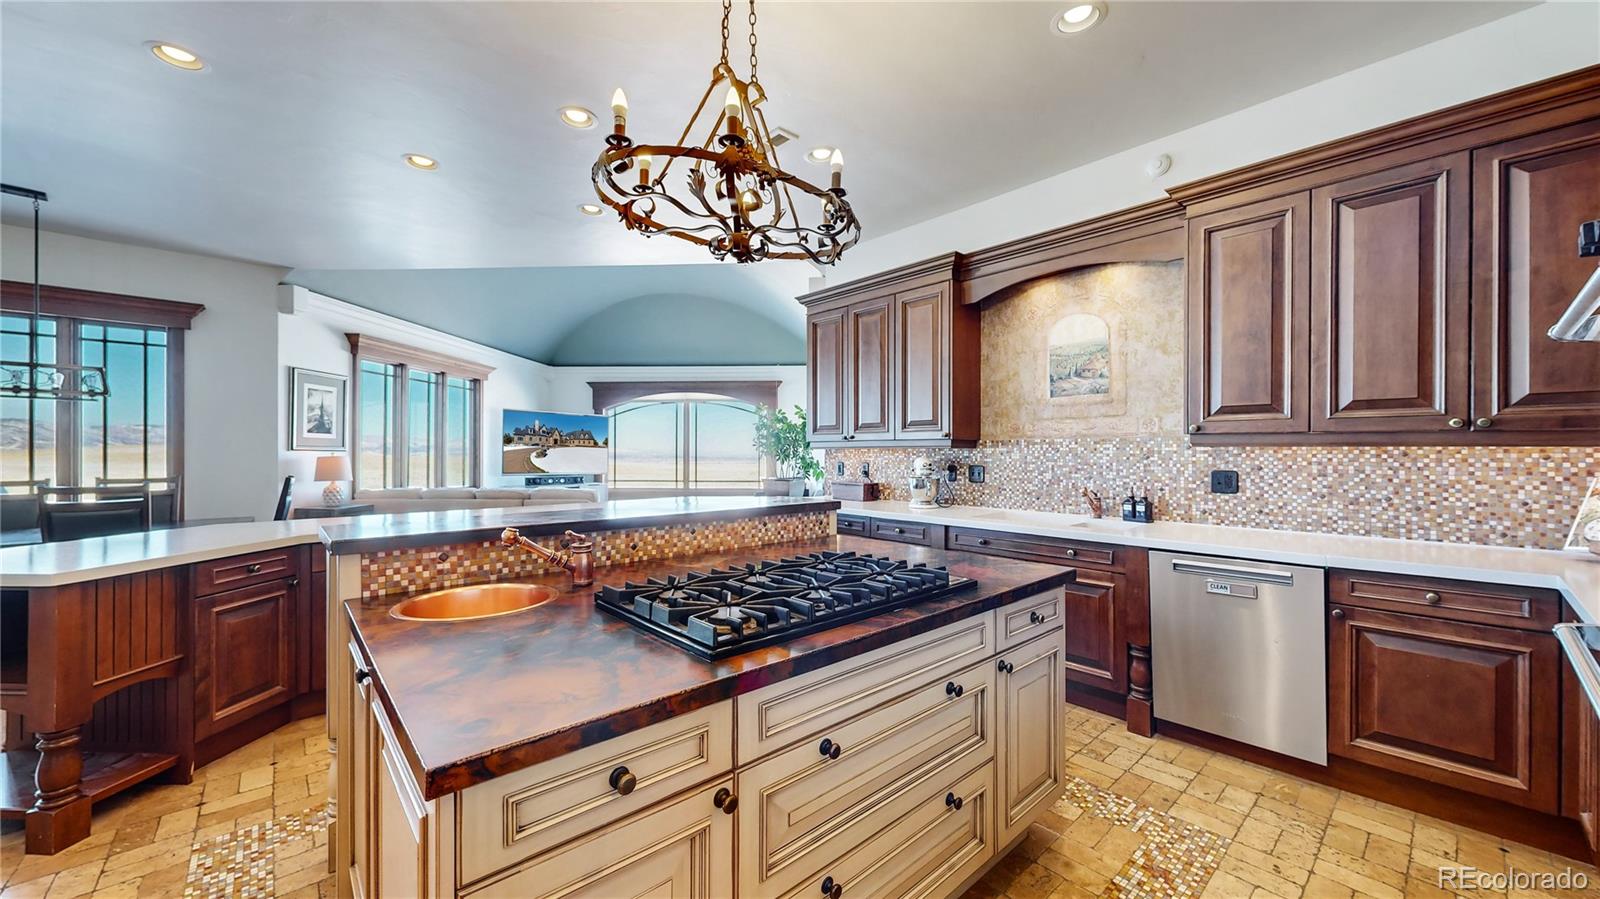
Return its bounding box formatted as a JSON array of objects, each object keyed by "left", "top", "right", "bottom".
[{"left": 824, "top": 439, "right": 1598, "bottom": 551}]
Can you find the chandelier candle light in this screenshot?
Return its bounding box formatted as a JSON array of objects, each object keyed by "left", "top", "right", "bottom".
[{"left": 590, "top": 0, "right": 862, "bottom": 264}]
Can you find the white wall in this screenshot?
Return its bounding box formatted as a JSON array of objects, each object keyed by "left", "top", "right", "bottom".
[
  {"left": 0, "top": 225, "right": 288, "bottom": 520},
  {"left": 277, "top": 286, "right": 552, "bottom": 506},
  {"left": 830, "top": 2, "right": 1600, "bottom": 282}
]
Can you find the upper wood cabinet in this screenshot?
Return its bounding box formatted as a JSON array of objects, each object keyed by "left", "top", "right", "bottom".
[
  {"left": 1186, "top": 194, "right": 1310, "bottom": 436},
  {"left": 1472, "top": 118, "right": 1600, "bottom": 434},
  {"left": 799, "top": 254, "right": 979, "bottom": 447},
  {"left": 1311, "top": 153, "right": 1471, "bottom": 433},
  {"left": 1177, "top": 68, "right": 1600, "bottom": 445}
]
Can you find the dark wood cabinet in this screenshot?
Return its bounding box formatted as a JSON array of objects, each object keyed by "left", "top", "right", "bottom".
[
  {"left": 1310, "top": 153, "right": 1471, "bottom": 433},
  {"left": 800, "top": 254, "right": 978, "bottom": 448},
  {"left": 1327, "top": 602, "right": 1559, "bottom": 812},
  {"left": 848, "top": 298, "right": 893, "bottom": 439},
  {"left": 194, "top": 578, "right": 296, "bottom": 741},
  {"left": 806, "top": 309, "right": 846, "bottom": 441},
  {"left": 1471, "top": 118, "right": 1600, "bottom": 435},
  {"left": 1186, "top": 193, "right": 1310, "bottom": 436},
  {"left": 1061, "top": 569, "right": 1127, "bottom": 696}
]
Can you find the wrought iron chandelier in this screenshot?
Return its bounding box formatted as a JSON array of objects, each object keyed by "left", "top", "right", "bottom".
[
  {"left": 0, "top": 184, "right": 110, "bottom": 402},
  {"left": 591, "top": 0, "right": 861, "bottom": 265}
]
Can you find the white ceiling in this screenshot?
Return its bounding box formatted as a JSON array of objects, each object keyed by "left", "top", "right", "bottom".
[{"left": 1, "top": 1, "right": 1530, "bottom": 274}]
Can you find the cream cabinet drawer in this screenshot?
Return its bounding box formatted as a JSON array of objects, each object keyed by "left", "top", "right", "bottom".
[
  {"left": 996, "top": 589, "right": 1064, "bottom": 651},
  {"left": 459, "top": 700, "right": 733, "bottom": 884},
  {"left": 778, "top": 762, "right": 996, "bottom": 899},
  {"left": 737, "top": 656, "right": 995, "bottom": 899},
  {"left": 737, "top": 612, "right": 995, "bottom": 761}
]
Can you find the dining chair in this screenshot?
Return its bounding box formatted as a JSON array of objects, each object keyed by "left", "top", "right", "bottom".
[
  {"left": 0, "top": 479, "right": 47, "bottom": 532},
  {"left": 95, "top": 476, "right": 182, "bottom": 525},
  {"left": 273, "top": 475, "right": 295, "bottom": 522},
  {"left": 38, "top": 492, "right": 152, "bottom": 542}
]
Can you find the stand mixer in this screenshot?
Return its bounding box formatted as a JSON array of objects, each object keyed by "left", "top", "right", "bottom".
[{"left": 907, "top": 456, "right": 940, "bottom": 508}]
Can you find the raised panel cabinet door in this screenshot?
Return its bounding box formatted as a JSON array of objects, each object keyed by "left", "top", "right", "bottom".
[
  {"left": 807, "top": 308, "right": 848, "bottom": 442},
  {"left": 1328, "top": 605, "right": 1559, "bottom": 812},
  {"left": 1062, "top": 571, "right": 1127, "bottom": 694},
  {"left": 468, "top": 778, "right": 735, "bottom": 899},
  {"left": 347, "top": 642, "right": 375, "bottom": 899},
  {"left": 1311, "top": 153, "right": 1471, "bottom": 432},
  {"left": 849, "top": 298, "right": 894, "bottom": 438},
  {"left": 371, "top": 688, "right": 430, "bottom": 899},
  {"left": 193, "top": 578, "right": 294, "bottom": 740},
  {"left": 997, "top": 629, "right": 1065, "bottom": 846},
  {"left": 1186, "top": 193, "right": 1311, "bottom": 435},
  {"left": 893, "top": 283, "right": 951, "bottom": 438},
  {"left": 1471, "top": 118, "right": 1600, "bottom": 434}
]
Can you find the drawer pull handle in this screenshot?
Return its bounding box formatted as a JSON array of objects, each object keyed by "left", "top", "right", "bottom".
[
  {"left": 712, "top": 787, "right": 737, "bottom": 814},
  {"left": 821, "top": 876, "right": 843, "bottom": 899},
  {"left": 1331, "top": 608, "right": 1345, "bottom": 620},
  {"left": 1423, "top": 591, "right": 1442, "bottom": 604},
  {"left": 945, "top": 681, "right": 964, "bottom": 698},
  {"left": 945, "top": 791, "right": 963, "bottom": 811},
  {"left": 354, "top": 667, "right": 372, "bottom": 684},
  {"left": 997, "top": 659, "right": 1014, "bottom": 674},
  {"left": 609, "top": 766, "right": 637, "bottom": 796},
  {"left": 818, "top": 738, "right": 842, "bottom": 760},
  {"left": 245, "top": 563, "right": 263, "bottom": 574},
  {"left": 1029, "top": 610, "right": 1046, "bottom": 625},
  {"left": 1064, "top": 549, "right": 1077, "bottom": 558}
]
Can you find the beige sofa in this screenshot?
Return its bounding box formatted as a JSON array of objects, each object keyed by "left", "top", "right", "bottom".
[{"left": 355, "top": 486, "right": 603, "bottom": 515}]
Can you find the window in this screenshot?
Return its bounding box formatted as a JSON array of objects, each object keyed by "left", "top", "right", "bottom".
[
  {"left": 608, "top": 395, "right": 762, "bottom": 491},
  {"left": 1, "top": 306, "right": 185, "bottom": 492},
  {"left": 348, "top": 334, "right": 490, "bottom": 491}
]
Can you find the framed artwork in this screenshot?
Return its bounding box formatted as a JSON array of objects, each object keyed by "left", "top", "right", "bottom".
[
  {"left": 1565, "top": 475, "right": 1600, "bottom": 554},
  {"left": 289, "top": 367, "right": 348, "bottom": 451}
]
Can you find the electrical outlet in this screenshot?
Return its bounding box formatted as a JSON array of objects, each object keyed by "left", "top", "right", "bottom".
[
  {"left": 835, "top": 461, "right": 845, "bottom": 477},
  {"left": 968, "top": 464, "right": 986, "bottom": 483},
  {"left": 859, "top": 463, "right": 870, "bottom": 479},
  {"left": 1210, "top": 469, "right": 1239, "bottom": 494},
  {"left": 945, "top": 462, "right": 960, "bottom": 483}
]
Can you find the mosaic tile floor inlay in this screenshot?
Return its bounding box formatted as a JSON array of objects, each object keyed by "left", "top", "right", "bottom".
[{"left": 4, "top": 706, "right": 1597, "bottom": 899}]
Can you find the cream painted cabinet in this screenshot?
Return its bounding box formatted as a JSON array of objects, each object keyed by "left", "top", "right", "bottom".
[
  {"left": 463, "top": 779, "right": 736, "bottom": 898},
  {"left": 347, "top": 642, "right": 374, "bottom": 899},
  {"left": 372, "top": 693, "right": 430, "bottom": 899},
  {"left": 997, "top": 628, "right": 1066, "bottom": 846}
]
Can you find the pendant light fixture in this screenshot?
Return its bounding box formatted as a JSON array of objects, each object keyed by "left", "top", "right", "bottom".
[
  {"left": 0, "top": 184, "right": 111, "bottom": 401},
  {"left": 590, "top": 0, "right": 861, "bottom": 265}
]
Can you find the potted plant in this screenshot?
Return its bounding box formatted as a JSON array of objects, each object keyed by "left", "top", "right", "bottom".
[{"left": 754, "top": 405, "right": 824, "bottom": 497}]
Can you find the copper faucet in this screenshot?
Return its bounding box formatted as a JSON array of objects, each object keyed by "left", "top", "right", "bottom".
[{"left": 500, "top": 527, "right": 595, "bottom": 587}]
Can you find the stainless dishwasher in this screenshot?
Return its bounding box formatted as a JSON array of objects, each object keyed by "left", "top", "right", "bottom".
[{"left": 1149, "top": 551, "right": 1328, "bottom": 764}]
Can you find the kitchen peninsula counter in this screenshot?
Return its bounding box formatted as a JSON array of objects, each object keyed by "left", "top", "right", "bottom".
[{"left": 343, "top": 535, "right": 1075, "bottom": 799}]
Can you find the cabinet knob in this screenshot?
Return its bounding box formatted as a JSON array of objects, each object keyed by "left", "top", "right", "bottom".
[
  {"left": 609, "top": 766, "right": 637, "bottom": 795},
  {"left": 712, "top": 787, "right": 737, "bottom": 814},
  {"left": 997, "top": 659, "right": 1014, "bottom": 674},
  {"left": 1029, "top": 610, "right": 1045, "bottom": 624},
  {"left": 945, "top": 791, "right": 963, "bottom": 811},
  {"left": 246, "top": 563, "right": 263, "bottom": 574},
  {"left": 287, "top": 576, "right": 300, "bottom": 588},
  {"left": 1475, "top": 417, "right": 1493, "bottom": 428},
  {"left": 820, "top": 876, "right": 843, "bottom": 899},
  {"left": 1064, "top": 549, "right": 1077, "bottom": 559},
  {"left": 1423, "top": 592, "right": 1442, "bottom": 605},
  {"left": 1447, "top": 417, "right": 1465, "bottom": 429},
  {"left": 976, "top": 538, "right": 989, "bottom": 546},
  {"left": 819, "top": 738, "right": 842, "bottom": 760},
  {"left": 941, "top": 431, "right": 950, "bottom": 438},
  {"left": 354, "top": 667, "right": 372, "bottom": 684},
  {"left": 945, "top": 681, "right": 964, "bottom": 698},
  {"left": 1188, "top": 424, "right": 1201, "bottom": 434},
  {"left": 894, "top": 527, "right": 904, "bottom": 534},
  {"left": 1331, "top": 608, "right": 1345, "bottom": 620}
]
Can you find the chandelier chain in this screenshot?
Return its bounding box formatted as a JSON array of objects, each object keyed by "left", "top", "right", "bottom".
[
  {"left": 719, "top": 0, "right": 732, "bottom": 67},
  {"left": 747, "top": 0, "right": 759, "bottom": 82}
]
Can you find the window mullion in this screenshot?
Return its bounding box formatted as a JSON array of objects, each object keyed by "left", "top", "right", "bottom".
[{"left": 433, "top": 372, "right": 445, "bottom": 488}]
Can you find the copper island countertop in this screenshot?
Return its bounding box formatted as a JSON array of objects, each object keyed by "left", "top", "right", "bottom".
[{"left": 345, "top": 534, "right": 1076, "bottom": 799}]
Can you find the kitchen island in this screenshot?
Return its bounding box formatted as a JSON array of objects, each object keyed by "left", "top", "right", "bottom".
[{"left": 334, "top": 535, "right": 1076, "bottom": 898}]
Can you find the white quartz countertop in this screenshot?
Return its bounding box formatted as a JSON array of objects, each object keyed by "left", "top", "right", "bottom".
[
  {"left": 838, "top": 500, "right": 1600, "bottom": 623},
  {"left": 0, "top": 518, "right": 337, "bottom": 588}
]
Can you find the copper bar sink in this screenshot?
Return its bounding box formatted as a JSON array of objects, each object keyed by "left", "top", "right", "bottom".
[{"left": 389, "top": 583, "right": 558, "bottom": 622}]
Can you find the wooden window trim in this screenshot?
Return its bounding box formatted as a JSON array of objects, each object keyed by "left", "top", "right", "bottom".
[
  {"left": 350, "top": 339, "right": 485, "bottom": 490},
  {"left": 588, "top": 380, "right": 780, "bottom": 414},
  {"left": 1, "top": 281, "right": 205, "bottom": 329},
  {"left": 346, "top": 333, "right": 495, "bottom": 381}
]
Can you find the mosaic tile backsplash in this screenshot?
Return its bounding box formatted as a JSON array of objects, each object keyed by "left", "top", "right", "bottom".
[
  {"left": 359, "top": 510, "right": 834, "bottom": 598},
  {"left": 824, "top": 440, "right": 1597, "bottom": 550}
]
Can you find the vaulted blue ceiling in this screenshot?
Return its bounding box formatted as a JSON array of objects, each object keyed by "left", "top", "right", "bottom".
[{"left": 283, "top": 262, "right": 811, "bottom": 366}]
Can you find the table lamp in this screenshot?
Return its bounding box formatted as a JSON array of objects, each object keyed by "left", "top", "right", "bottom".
[{"left": 314, "top": 455, "right": 353, "bottom": 507}]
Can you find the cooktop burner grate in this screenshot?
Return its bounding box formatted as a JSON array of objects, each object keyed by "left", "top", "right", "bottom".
[{"left": 594, "top": 550, "right": 975, "bottom": 660}]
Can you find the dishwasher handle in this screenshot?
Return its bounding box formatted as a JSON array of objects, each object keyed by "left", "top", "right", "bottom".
[{"left": 1168, "top": 558, "right": 1297, "bottom": 586}]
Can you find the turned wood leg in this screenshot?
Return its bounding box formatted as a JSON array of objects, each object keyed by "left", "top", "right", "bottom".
[
  {"left": 25, "top": 726, "right": 92, "bottom": 855},
  {"left": 1126, "top": 643, "right": 1154, "bottom": 738}
]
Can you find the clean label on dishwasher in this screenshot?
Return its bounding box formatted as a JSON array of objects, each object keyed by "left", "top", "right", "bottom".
[{"left": 1205, "top": 581, "right": 1257, "bottom": 599}]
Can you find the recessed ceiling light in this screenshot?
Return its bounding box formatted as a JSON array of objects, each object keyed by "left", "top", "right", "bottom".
[
  {"left": 559, "top": 106, "right": 597, "bottom": 129},
  {"left": 148, "top": 41, "right": 204, "bottom": 70},
  {"left": 403, "top": 154, "right": 439, "bottom": 171},
  {"left": 805, "top": 146, "right": 835, "bottom": 164},
  {"left": 578, "top": 203, "right": 604, "bottom": 216},
  {"left": 1051, "top": 2, "right": 1106, "bottom": 34}
]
